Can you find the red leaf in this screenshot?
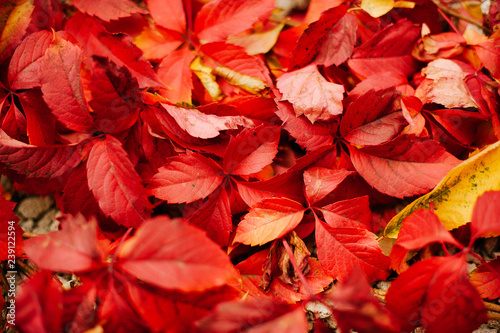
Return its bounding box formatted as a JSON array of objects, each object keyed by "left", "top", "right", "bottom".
[
  {"left": 289, "top": 5, "right": 346, "bottom": 70},
  {"left": 390, "top": 209, "right": 463, "bottom": 273},
  {"left": 8, "top": 30, "right": 52, "bottom": 90},
  {"left": 147, "top": 152, "right": 224, "bottom": 204},
  {"left": 196, "top": 299, "right": 307, "bottom": 333},
  {"left": 348, "top": 72, "right": 413, "bottom": 99},
  {"left": 385, "top": 254, "right": 487, "bottom": 333},
  {"left": 223, "top": 125, "right": 280, "bottom": 175},
  {"left": 1, "top": 99, "right": 26, "bottom": 142},
  {"left": 475, "top": 38, "right": 500, "bottom": 80},
  {"left": 40, "top": 33, "right": 93, "bottom": 133},
  {"left": 187, "top": 186, "right": 232, "bottom": 247},
  {"left": 0, "top": 130, "right": 90, "bottom": 178},
  {"left": 161, "top": 103, "right": 249, "bottom": 139},
  {"left": 320, "top": 196, "right": 372, "bottom": 229},
  {"left": 118, "top": 216, "right": 237, "bottom": 292},
  {"left": 146, "top": 0, "right": 186, "bottom": 33},
  {"left": 315, "top": 216, "right": 390, "bottom": 282},
  {"left": 277, "top": 65, "right": 344, "bottom": 123},
  {"left": 72, "top": 0, "right": 147, "bottom": 21},
  {"left": 276, "top": 101, "right": 335, "bottom": 151},
  {"left": 349, "top": 135, "right": 460, "bottom": 198},
  {"left": 195, "top": 0, "right": 275, "bottom": 43},
  {"left": 469, "top": 191, "right": 500, "bottom": 245},
  {"left": 158, "top": 47, "right": 195, "bottom": 104},
  {"left": 87, "top": 135, "right": 151, "bottom": 228},
  {"left": 470, "top": 257, "right": 500, "bottom": 300},
  {"left": 17, "top": 89, "right": 56, "bottom": 146},
  {"left": 340, "top": 88, "right": 401, "bottom": 139},
  {"left": 326, "top": 267, "right": 400, "bottom": 333},
  {"left": 348, "top": 19, "right": 420, "bottom": 78},
  {"left": 23, "top": 214, "right": 106, "bottom": 272},
  {"left": 65, "top": 13, "right": 163, "bottom": 88},
  {"left": 16, "top": 272, "right": 63, "bottom": 333},
  {"left": 61, "top": 164, "right": 101, "bottom": 219},
  {"left": 234, "top": 198, "right": 306, "bottom": 246},
  {"left": 303, "top": 167, "right": 354, "bottom": 205},
  {"left": 88, "top": 57, "right": 141, "bottom": 134}
]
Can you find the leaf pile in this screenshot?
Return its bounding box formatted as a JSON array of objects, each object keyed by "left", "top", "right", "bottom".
[{"left": 1, "top": 0, "right": 500, "bottom": 332}]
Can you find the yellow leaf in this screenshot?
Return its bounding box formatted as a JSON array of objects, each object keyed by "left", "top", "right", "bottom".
[
  {"left": 212, "top": 65, "right": 267, "bottom": 95},
  {"left": 361, "top": 0, "right": 394, "bottom": 18},
  {"left": 0, "top": 0, "right": 34, "bottom": 62},
  {"left": 384, "top": 140, "right": 500, "bottom": 238},
  {"left": 190, "top": 56, "right": 223, "bottom": 101}
]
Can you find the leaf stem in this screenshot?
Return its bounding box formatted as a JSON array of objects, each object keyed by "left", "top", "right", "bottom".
[
  {"left": 281, "top": 238, "right": 316, "bottom": 299},
  {"left": 109, "top": 227, "right": 133, "bottom": 271}
]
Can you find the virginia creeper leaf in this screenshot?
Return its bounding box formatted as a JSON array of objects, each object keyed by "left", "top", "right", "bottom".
[
  {"left": 8, "top": 30, "right": 52, "bottom": 90},
  {"left": 348, "top": 19, "right": 420, "bottom": 78},
  {"left": 65, "top": 13, "right": 163, "bottom": 88},
  {"left": 40, "top": 34, "right": 93, "bottom": 133},
  {"left": 118, "top": 216, "right": 237, "bottom": 292},
  {"left": 469, "top": 190, "right": 500, "bottom": 244},
  {"left": 158, "top": 47, "right": 195, "bottom": 104},
  {"left": 23, "top": 214, "right": 106, "bottom": 272},
  {"left": 303, "top": 167, "right": 354, "bottom": 205},
  {"left": 195, "top": 0, "right": 275, "bottom": 43},
  {"left": 385, "top": 140, "right": 500, "bottom": 238},
  {"left": 349, "top": 135, "right": 460, "bottom": 198},
  {"left": 475, "top": 38, "right": 500, "bottom": 80},
  {"left": 234, "top": 198, "right": 306, "bottom": 246},
  {"left": 223, "top": 125, "right": 280, "bottom": 176},
  {"left": 196, "top": 299, "right": 307, "bottom": 333},
  {"left": 390, "top": 209, "right": 463, "bottom": 273},
  {"left": 16, "top": 272, "right": 63, "bottom": 333},
  {"left": 72, "top": 0, "right": 147, "bottom": 21},
  {"left": 385, "top": 254, "right": 487, "bottom": 333},
  {"left": 0, "top": 129, "right": 90, "bottom": 178},
  {"left": 148, "top": 152, "right": 224, "bottom": 204},
  {"left": 187, "top": 186, "right": 232, "bottom": 247},
  {"left": 161, "top": 103, "right": 248, "bottom": 139},
  {"left": 320, "top": 196, "right": 372, "bottom": 230},
  {"left": 146, "top": 0, "right": 185, "bottom": 33},
  {"left": 277, "top": 65, "right": 344, "bottom": 123},
  {"left": 326, "top": 267, "right": 400, "bottom": 333},
  {"left": 87, "top": 135, "right": 151, "bottom": 228},
  {"left": 315, "top": 216, "right": 391, "bottom": 282},
  {"left": 470, "top": 257, "right": 500, "bottom": 300}
]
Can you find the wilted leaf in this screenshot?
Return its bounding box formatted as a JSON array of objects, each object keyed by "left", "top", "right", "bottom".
[
  {"left": 277, "top": 65, "right": 344, "bottom": 123},
  {"left": 0, "top": 0, "right": 34, "bottom": 63}
]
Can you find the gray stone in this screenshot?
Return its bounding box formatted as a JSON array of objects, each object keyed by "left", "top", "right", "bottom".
[{"left": 16, "top": 195, "right": 54, "bottom": 220}]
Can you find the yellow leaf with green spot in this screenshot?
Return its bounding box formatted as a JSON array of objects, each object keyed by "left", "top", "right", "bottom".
[{"left": 384, "top": 140, "right": 500, "bottom": 238}]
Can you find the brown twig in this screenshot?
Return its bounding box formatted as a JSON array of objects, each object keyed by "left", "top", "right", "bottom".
[
  {"left": 484, "top": 301, "right": 500, "bottom": 313},
  {"left": 430, "top": 0, "right": 491, "bottom": 34},
  {"left": 488, "top": 311, "right": 500, "bottom": 320}
]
